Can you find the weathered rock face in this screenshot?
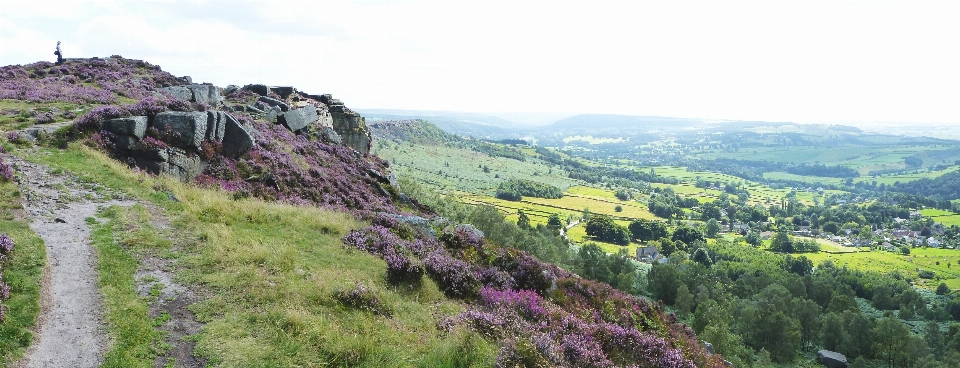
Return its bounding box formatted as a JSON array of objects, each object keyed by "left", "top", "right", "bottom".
[
  {"left": 278, "top": 105, "right": 318, "bottom": 132},
  {"left": 133, "top": 146, "right": 205, "bottom": 183},
  {"left": 327, "top": 101, "right": 371, "bottom": 155},
  {"left": 222, "top": 113, "right": 254, "bottom": 158},
  {"left": 158, "top": 84, "right": 222, "bottom": 106},
  {"left": 101, "top": 116, "right": 147, "bottom": 139},
  {"left": 153, "top": 111, "right": 207, "bottom": 150},
  {"left": 817, "top": 350, "right": 848, "bottom": 368},
  {"left": 102, "top": 109, "right": 254, "bottom": 182}
]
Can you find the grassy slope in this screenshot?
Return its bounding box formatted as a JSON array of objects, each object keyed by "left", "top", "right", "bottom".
[
  {"left": 0, "top": 180, "right": 45, "bottom": 365},
  {"left": 30, "top": 144, "right": 497, "bottom": 367}
]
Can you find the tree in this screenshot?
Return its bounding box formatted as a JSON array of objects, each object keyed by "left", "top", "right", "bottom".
[
  {"left": 517, "top": 209, "right": 531, "bottom": 230},
  {"left": 745, "top": 231, "right": 762, "bottom": 246},
  {"left": 937, "top": 283, "right": 951, "bottom": 295},
  {"left": 647, "top": 262, "right": 681, "bottom": 305},
  {"left": 705, "top": 218, "right": 721, "bottom": 238},
  {"left": 692, "top": 248, "right": 712, "bottom": 267},
  {"left": 629, "top": 219, "right": 668, "bottom": 242},
  {"left": 770, "top": 231, "right": 793, "bottom": 253},
  {"left": 873, "top": 316, "right": 911, "bottom": 368},
  {"left": 614, "top": 205, "right": 623, "bottom": 212},
  {"left": 675, "top": 284, "right": 694, "bottom": 318},
  {"left": 823, "top": 222, "right": 841, "bottom": 235},
  {"left": 585, "top": 215, "right": 631, "bottom": 245},
  {"left": 672, "top": 225, "right": 705, "bottom": 245}
]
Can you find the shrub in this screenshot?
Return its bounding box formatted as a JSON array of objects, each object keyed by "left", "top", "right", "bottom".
[
  {"left": 335, "top": 282, "right": 391, "bottom": 317},
  {"left": 424, "top": 252, "right": 481, "bottom": 298},
  {"left": 0, "top": 156, "right": 13, "bottom": 182}
]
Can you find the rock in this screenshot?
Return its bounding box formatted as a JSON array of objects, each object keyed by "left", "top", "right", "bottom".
[
  {"left": 258, "top": 96, "right": 289, "bottom": 112},
  {"left": 54, "top": 217, "right": 67, "bottom": 223},
  {"left": 317, "top": 126, "right": 341, "bottom": 144},
  {"left": 449, "top": 224, "right": 484, "bottom": 240},
  {"left": 367, "top": 168, "right": 399, "bottom": 189},
  {"left": 222, "top": 113, "right": 254, "bottom": 158},
  {"left": 166, "top": 147, "right": 204, "bottom": 182},
  {"left": 702, "top": 341, "right": 715, "bottom": 355},
  {"left": 264, "top": 106, "right": 281, "bottom": 123},
  {"left": 158, "top": 84, "right": 222, "bottom": 106},
  {"left": 223, "top": 84, "right": 239, "bottom": 95},
  {"left": 270, "top": 86, "right": 295, "bottom": 99},
  {"left": 205, "top": 111, "right": 225, "bottom": 143},
  {"left": 188, "top": 84, "right": 222, "bottom": 106},
  {"left": 101, "top": 116, "right": 147, "bottom": 139},
  {"left": 133, "top": 147, "right": 169, "bottom": 162},
  {"left": 242, "top": 84, "right": 269, "bottom": 96},
  {"left": 180, "top": 76, "right": 192, "bottom": 84},
  {"left": 817, "top": 350, "right": 848, "bottom": 368},
  {"left": 158, "top": 86, "right": 193, "bottom": 101},
  {"left": 244, "top": 104, "right": 264, "bottom": 113},
  {"left": 318, "top": 94, "right": 333, "bottom": 104},
  {"left": 153, "top": 111, "right": 207, "bottom": 150},
  {"left": 278, "top": 105, "right": 318, "bottom": 132},
  {"left": 111, "top": 134, "right": 139, "bottom": 156},
  {"left": 329, "top": 104, "right": 371, "bottom": 154}
]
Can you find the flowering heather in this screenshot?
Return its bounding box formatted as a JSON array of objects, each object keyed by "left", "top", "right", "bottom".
[
  {"left": 0, "top": 156, "right": 13, "bottom": 182},
  {"left": 424, "top": 252, "right": 482, "bottom": 298},
  {"left": 0, "top": 233, "right": 12, "bottom": 259},
  {"left": 345, "top": 216, "right": 722, "bottom": 367},
  {"left": 200, "top": 119, "right": 397, "bottom": 212}
]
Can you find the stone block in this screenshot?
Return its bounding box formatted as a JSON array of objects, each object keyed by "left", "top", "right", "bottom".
[
  {"left": 157, "top": 86, "right": 193, "bottom": 101},
  {"left": 242, "top": 84, "right": 269, "bottom": 96},
  {"left": 153, "top": 111, "right": 207, "bottom": 150},
  {"left": 258, "top": 96, "right": 289, "bottom": 112},
  {"left": 278, "top": 105, "right": 318, "bottom": 132},
  {"left": 270, "top": 86, "right": 295, "bottom": 99},
  {"left": 101, "top": 116, "right": 147, "bottom": 138},
  {"left": 205, "top": 111, "right": 225, "bottom": 143},
  {"left": 222, "top": 113, "right": 254, "bottom": 158}
]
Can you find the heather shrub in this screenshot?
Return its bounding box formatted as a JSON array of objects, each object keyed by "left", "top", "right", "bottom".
[
  {"left": 383, "top": 249, "right": 423, "bottom": 284},
  {"left": 0, "top": 156, "right": 12, "bottom": 182},
  {"left": 335, "top": 282, "right": 391, "bottom": 317},
  {"left": 424, "top": 252, "right": 481, "bottom": 298},
  {"left": 0, "top": 233, "right": 12, "bottom": 259}
]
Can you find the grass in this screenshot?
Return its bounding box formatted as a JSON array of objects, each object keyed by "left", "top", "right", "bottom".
[
  {"left": 805, "top": 246, "right": 960, "bottom": 290},
  {"left": 0, "top": 181, "right": 46, "bottom": 366},
  {"left": 27, "top": 143, "right": 498, "bottom": 367},
  {"left": 921, "top": 208, "right": 960, "bottom": 227},
  {"left": 93, "top": 205, "right": 168, "bottom": 367}
]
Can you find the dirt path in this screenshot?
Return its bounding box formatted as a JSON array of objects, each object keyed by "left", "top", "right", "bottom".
[{"left": 7, "top": 154, "right": 133, "bottom": 368}]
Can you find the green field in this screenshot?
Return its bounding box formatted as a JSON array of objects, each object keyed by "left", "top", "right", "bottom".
[
  {"left": 921, "top": 208, "right": 960, "bottom": 227},
  {"left": 806, "top": 247, "right": 960, "bottom": 290},
  {"left": 764, "top": 165, "right": 959, "bottom": 186},
  {"left": 693, "top": 145, "right": 957, "bottom": 171},
  {"left": 374, "top": 141, "right": 579, "bottom": 195}
]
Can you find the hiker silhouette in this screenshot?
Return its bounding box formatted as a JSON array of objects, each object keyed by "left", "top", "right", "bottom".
[{"left": 54, "top": 41, "right": 63, "bottom": 65}]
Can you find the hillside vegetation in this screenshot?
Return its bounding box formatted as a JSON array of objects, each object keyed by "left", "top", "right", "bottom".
[{"left": 0, "top": 58, "right": 720, "bottom": 367}]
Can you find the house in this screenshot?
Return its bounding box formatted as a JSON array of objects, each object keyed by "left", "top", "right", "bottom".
[
  {"left": 636, "top": 246, "right": 660, "bottom": 262},
  {"left": 882, "top": 242, "right": 896, "bottom": 252},
  {"left": 892, "top": 230, "right": 917, "bottom": 239},
  {"left": 759, "top": 231, "right": 775, "bottom": 240},
  {"left": 927, "top": 237, "right": 942, "bottom": 247},
  {"left": 910, "top": 211, "right": 922, "bottom": 219}
]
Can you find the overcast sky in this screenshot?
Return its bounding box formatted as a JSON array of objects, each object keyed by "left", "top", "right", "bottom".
[{"left": 2, "top": 0, "right": 958, "bottom": 126}]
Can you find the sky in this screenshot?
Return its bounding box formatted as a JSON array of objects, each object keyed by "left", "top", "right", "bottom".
[{"left": 1, "top": 0, "right": 959, "bottom": 126}]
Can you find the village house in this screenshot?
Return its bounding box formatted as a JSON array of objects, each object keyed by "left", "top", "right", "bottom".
[{"left": 636, "top": 246, "right": 660, "bottom": 263}]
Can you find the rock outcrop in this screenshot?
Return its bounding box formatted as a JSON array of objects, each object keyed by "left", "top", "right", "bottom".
[
  {"left": 100, "top": 108, "right": 254, "bottom": 182},
  {"left": 158, "top": 84, "right": 223, "bottom": 106},
  {"left": 323, "top": 96, "right": 371, "bottom": 154}
]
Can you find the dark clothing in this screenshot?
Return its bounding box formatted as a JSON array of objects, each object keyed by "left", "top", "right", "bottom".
[{"left": 54, "top": 45, "right": 63, "bottom": 65}]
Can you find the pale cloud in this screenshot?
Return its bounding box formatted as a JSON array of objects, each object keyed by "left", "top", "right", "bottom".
[{"left": 1, "top": 0, "right": 959, "bottom": 126}]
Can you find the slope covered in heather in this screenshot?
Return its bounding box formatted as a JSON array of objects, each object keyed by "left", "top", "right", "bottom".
[{"left": 0, "top": 58, "right": 722, "bottom": 367}]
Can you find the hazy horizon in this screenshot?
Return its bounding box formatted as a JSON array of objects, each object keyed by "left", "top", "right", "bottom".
[{"left": 3, "top": 1, "right": 959, "bottom": 127}]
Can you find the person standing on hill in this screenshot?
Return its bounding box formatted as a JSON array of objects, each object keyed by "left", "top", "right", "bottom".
[{"left": 54, "top": 41, "right": 62, "bottom": 65}]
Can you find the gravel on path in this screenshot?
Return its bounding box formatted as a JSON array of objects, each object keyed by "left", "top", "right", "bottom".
[{"left": 7, "top": 155, "right": 133, "bottom": 368}]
